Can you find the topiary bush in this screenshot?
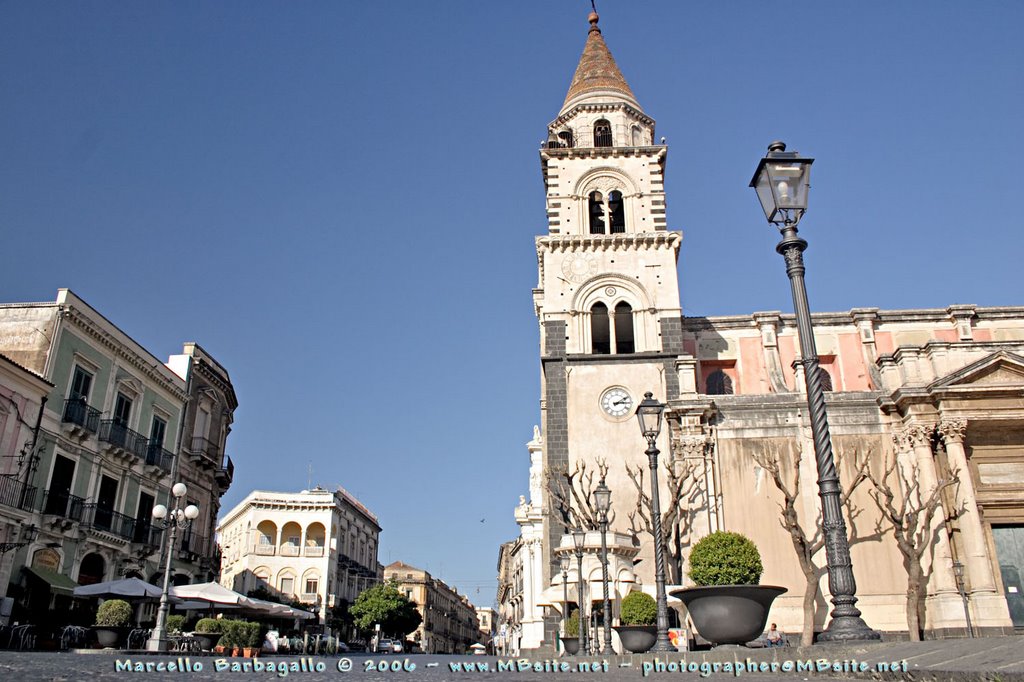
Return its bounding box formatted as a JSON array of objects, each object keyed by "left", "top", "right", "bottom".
[
  {"left": 241, "top": 622, "right": 263, "bottom": 648},
  {"left": 95, "top": 599, "right": 133, "bottom": 627},
  {"left": 194, "top": 618, "right": 223, "bottom": 634},
  {"left": 166, "top": 615, "right": 185, "bottom": 635},
  {"left": 619, "top": 591, "right": 657, "bottom": 626},
  {"left": 688, "top": 531, "right": 763, "bottom": 586},
  {"left": 565, "top": 609, "right": 579, "bottom": 637}
]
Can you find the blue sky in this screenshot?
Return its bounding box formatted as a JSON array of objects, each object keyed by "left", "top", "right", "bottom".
[{"left": 2, "top": 1, "right": 1021, "bottom": 608}]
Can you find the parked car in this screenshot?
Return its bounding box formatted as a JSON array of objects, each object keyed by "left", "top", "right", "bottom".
[
  {"left": 391, "top": 640, "right": 403, "bottom": 653},
  {"left": 376, "top": 638, "right": 394, "bottom": 653}
]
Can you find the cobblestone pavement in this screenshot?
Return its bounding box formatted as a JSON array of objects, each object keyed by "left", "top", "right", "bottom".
[{"left": 0, "top": 637, "right": 1022, "bottom": 682}]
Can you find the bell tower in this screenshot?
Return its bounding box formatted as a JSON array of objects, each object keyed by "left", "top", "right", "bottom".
[{"left": 527, "top": 10, "right": 685, "bottom": 651}]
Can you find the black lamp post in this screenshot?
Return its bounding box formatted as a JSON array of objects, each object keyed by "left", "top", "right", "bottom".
[
  {"left": 0, "top": 523, "right": 38, "bottom": 555},
  {"left": 594, "top": 477, "right": 613, "bottom": 655},
  {"left": 560, "top": 555, "right": 571, "bottom": 655},
  {"left": 750, "top": 141, "right": 879, "bottom": 643},
  {"left": 147, "top": 482, "right": 199, "bottom": 651},
  {"left": 952, "top": 561, "right": 975, "bottom": 638},
  {"left": 635, "top": 392, "right": 673, "bottom": 652},
  {"left": 570, "top": 528, "right": 588, "bottom": 654}
]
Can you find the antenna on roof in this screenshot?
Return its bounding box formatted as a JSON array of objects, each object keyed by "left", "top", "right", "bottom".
[
  {"left": 307, "top": 462, "right": 312, "bottom": 490},
  {"left": 590, "top": 0, "right": 597, "bottom": 12}
]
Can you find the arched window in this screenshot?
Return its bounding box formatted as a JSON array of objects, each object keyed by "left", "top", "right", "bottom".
[
  {"left": 819, "top": 368, "right": 834, "bottom": 392},
  {"left": 706, "top": 369, "right": 734, "bottom": 395},
  {"left": 593, "top": 119, "right": 612, "bottom": 147},
  {"left": 588, "top": 192, "right": 605, "bottom": 234},
  {"left": 587, "top": 189, "right": 627, "bottom": 234},
  {"left": 614, "top": 302, "right": 634, "bottom": 354},
  {"left": 608, "top": 191, "right": 625, "bottom": 233},
  {"left": 591, "top": 303, "right": 611, "bottom": 354},
  {"left": 78, "top": 553, "right": 106, "bottom": 586}
]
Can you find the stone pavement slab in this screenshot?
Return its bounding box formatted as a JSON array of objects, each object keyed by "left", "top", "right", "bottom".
[{"left": 0, "top": 636, "right": 1021, "bottom": 681}]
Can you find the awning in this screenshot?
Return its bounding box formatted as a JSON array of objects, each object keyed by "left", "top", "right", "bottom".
[{"left": 24, "top": 566, "right": 79, "bottom": 595}]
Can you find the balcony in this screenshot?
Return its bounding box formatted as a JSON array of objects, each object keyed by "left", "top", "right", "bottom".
[
  {"left": 178, "top": 530, "right": 209, "bottom": 558},
  {"left": 144, "top": 443, "right": 174, "bottom": 472},
  {"left": 300, "top": 592, "right": 319, "bottom": 604},
  {"left": 62, "top": 398, "right": 101, "bottom": 435},
  {"left": 189, "top": 436, "right": 221, "bottom": 467},
  {"left": 253, "top": 543, "right": 276, "bottom": 556},
  {"left": 281, "top": 544, "right": 300, "bottom": 557},
  {"left": 132, "top": 519, "right": 162, "bottom": 547},
  {"left": 99, "top": 420, "right": 149, "bottom": 459},
  {"left": 81, "top": 503, "right": 136, "bottom": 541},
  {"left": 0, "top": 475, "right": 37, "bottom": 511},
  {"left": 42, "top": 491, "right": 86, "bottom": 522},
  {"left": 215, "top": 454, "right": 234, "bottom": 487},
  {"left": 304, "top": 545, "right": 325, "bottom": 557}
]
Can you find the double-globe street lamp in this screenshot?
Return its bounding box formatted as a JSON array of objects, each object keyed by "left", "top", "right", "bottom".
[
  {"left": 570, "top": 528, "right": 588, "bottom": 654},
  {"left": 750, "top": 141, "right": 879, "bottom": 642},
  {"left": 0, "top": 523, "right": 38, "bottom": 555},
  {"left": 147, "top": 482, "right": 199, "bottom": 651},
  {"left": 635, "top": 392, "right": 673, "bottom": 652},
  {"left": 593, "top": 477, "right": 613, "bottom": 655}
]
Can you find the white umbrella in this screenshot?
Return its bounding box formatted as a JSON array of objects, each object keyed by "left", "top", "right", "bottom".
[
  {"left": 170, "top": 581, "right": 256, "bottom": 607},
  {"left": 73, "top": 577, "right": 164, "bottom": 600}
]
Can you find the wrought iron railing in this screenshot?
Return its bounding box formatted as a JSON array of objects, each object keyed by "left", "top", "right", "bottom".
[
  {"left": 99, "top": 420, "right": 148, "bottom": 458},
  {"left": 0, "top": 475, "right": 37, "bottom": 511},
  {"left": 542, "top": 122, "right": 657, "bottom": 150},
  {"left": 217, "top": 455, "right": 234, "bottom": 483},
  {"left": 132, "top": 519, "right": 162, "bottom": 546},
  {"left": 178, "top": 529, "right": 209, "bottom": 557},
  {"left": 42, "top": 491, "right": 86, "bottom": 521},
  {"left": 81, "top": 503, "right": 136, "bottom": 540},
  {"left": 190, "top": 436, "right": 220, "bottom": 465},
  {"left": 144, "top": 443, "right": 174, "bottom": 471},
  {"left": 62, "top": 398, "right": 101, "bottom": 433}
]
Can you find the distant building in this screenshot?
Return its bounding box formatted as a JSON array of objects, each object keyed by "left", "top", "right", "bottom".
[
  {"left": 385, "top": 561, "right": 479, "bottom": 654},
  {"left": 218, "top": 487, "right": 382, "bottom": 627},
  {"left": 475, "top": 606, "right": 495, "bottom": 652},
  {"left": 0, "top": 289, "right": 237, "bottom": 627}
]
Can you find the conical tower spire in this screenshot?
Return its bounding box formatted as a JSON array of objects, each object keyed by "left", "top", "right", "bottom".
[{"left": 560, "top": 11, "right": 641, "bottom": 116}]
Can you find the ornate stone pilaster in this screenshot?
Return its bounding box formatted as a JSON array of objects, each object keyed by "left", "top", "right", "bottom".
[{"left": 938, "top": 419, "right": 1001, "bottom": 605}]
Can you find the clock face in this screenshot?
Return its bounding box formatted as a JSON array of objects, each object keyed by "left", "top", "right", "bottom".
[
  {"left": 561, "top": 253, "right": 598, "bottom": 283},
  {"left": 600, "top": 387, "right": 633, "bottom": 418}
]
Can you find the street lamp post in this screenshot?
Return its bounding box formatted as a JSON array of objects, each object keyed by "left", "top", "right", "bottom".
[
  {"left": 634, "top": 392, "right": 673, "bottom": 652},
  {"left": 593, "top": 477, "right": 613, "bottom": 655},
  {"left": 750, "top": 141, "right": 879, "bottom": 643},
  {"left": 147, "top": 482, "right": 199, "bottom": 651},
  {"left": 570, "top": 528, "right": 588, "bottom": 654},
  {"left": 952, "top": 561, "right": 975, "bottom": 638},
  {"left": 560, "top": 555, "right": 570, "bottom": 655}
]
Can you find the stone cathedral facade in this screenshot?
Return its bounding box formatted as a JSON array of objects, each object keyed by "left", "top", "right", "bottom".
[{"left": 500, "top": 12, "right": 1024, "bottom": 653}]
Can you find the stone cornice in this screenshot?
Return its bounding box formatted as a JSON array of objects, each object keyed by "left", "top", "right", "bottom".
[
  {"left": 59, "top": 305, "right": 187, "bottom": 402},
  {"left": 537, "top": 231, "right": 680, "bottom": 254},
  {"left": 683, "top": 307, "right": 1024, "bottom": 333},
  {"left": 548, "top": 102, "right": 655, "bottom": 129}
]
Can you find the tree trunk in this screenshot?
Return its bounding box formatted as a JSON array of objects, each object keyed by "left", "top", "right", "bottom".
[
  {"left": 906, "top": 566, "right": 922, "bottom": 642},
  {"left": 801, "top": 569, "right": 817, "bottom": 647}
]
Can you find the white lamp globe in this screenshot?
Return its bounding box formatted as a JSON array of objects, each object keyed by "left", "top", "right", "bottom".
[
  {"left": 184, "top": 505, "right": 200, "bottom": 520},
  {"left": 152, "top": 504, "right": 168, "bottom": 520},
  {"left": 172, "top": 482, "right": 188, "bottom": 498}
]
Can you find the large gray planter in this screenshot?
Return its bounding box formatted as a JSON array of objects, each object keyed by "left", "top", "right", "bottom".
[
  {"left": 92, "top": 626, "right": 130, "bottom": 648},
  {"left": 193, "top": 631, "right": 223, "bottom": 651},
  {"left": 671, "top": 585, "right": 787, "bottom": 646},
  {"left": 612, "top": 625, "right": 657, "bottom": 653},
  {"left": 561, "top": 637, "right": 580, "bottom": 655}
]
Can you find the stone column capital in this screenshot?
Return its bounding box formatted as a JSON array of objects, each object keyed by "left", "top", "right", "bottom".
[
  {"left": 673, "top": 434, "right": 710, "bottom": 458},
  {"left": 938, "top": 418, "right": 968, "bottom": 444},
  {"left": 905, "top": 423, "right": 937, "bottom": 449},
  {"left": 890, "top": 429, "right": 909, "bottom": 453}
]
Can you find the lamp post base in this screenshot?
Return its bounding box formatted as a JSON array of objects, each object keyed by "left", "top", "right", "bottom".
[
  {"left": 146, "top": 634, "right": 171, "bottom": 651},
  {"left": 817, "top": 616, "right": 882, "bottom": 643}
]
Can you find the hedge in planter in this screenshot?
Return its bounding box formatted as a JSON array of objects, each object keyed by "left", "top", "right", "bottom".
[
  {"left": 95, "top": 599, "right": 133, "bottom": 627},
  {"left": 166, "top": 615, "right": 185, "bottom": 635},
  {"left": 620, "top": 591, "right": 656, "bottom": 625},
  {"left": 688, "top": 531, "right": 763, "bottom": 586},
  {"left": 195, "top": 618, "right": 223, "bottom": 634},
  {"left": 565, "top": 609, "right": 579, "bottom": 637}
]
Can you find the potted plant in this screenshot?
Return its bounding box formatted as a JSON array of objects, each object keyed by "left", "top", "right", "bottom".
[
  {"left": 562, "top": 609, "right": 580, "bottom": 655},
  {"left": 193, "top": 618, "right": 224, "bottom": 652},
  {"left": 166, "top": 615, "right": 185, "bottom": 636},
  {"left": 92, "top": 599, "right": 133, "bottom": 648},
  {"left": 241, "top": 622, "right": 263, "bottom": 657},
  {"left": 670, "top": 531, "right": 787, "bottom": 646},
  {"left": 613, "top": 591, "right": 658, "bottom": 653}
]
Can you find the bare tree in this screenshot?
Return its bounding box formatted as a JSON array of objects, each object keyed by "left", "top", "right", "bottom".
[
  {"left": 547, "top": 459, "right": 613, "bottom": 532},
  {"left": 626, "top": 456, "right": 705, "bottom": 584},
  {"left": 861, "top": 447, "right": 959, "bottom": 641},
  {"left": 752, "top": 443, "right": 872, "bottom": 646}
]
